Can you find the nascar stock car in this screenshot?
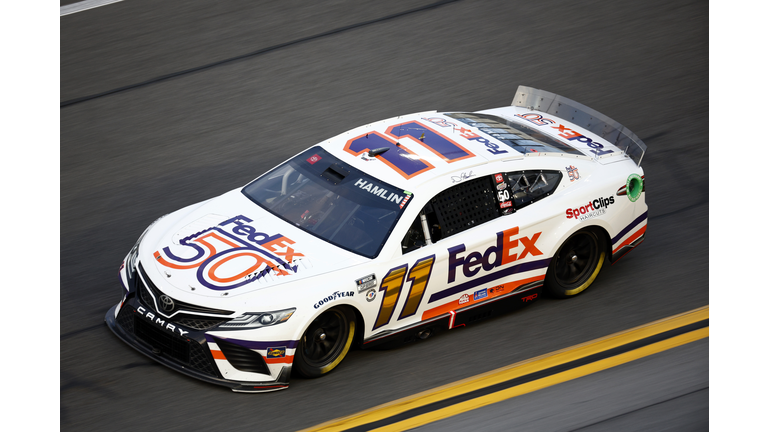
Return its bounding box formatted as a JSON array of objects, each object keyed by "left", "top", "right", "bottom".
[{"left": 105, "top": 86, "right": 647, "bottom": 392}]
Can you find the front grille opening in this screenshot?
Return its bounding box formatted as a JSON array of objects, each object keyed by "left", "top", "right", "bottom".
[
  {"left": 214, "top": 337, "right": 270, "bottom": 375},
  {"left": 175, "top": 317, "right": 229, "bottom": 331},
  {"left": 134, "top": 316, "right": 190, "bottom": 364}
]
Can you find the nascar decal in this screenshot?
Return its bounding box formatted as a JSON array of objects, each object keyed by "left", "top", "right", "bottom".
[
  {"left": 153, "top": 215, "right": 304, "bottom": 291},
  {"left": 515, "top": 113, "right": 613, "bottom": 157},
  {"left": 344, "top": 121, "right": 475, "bottom": 179}
]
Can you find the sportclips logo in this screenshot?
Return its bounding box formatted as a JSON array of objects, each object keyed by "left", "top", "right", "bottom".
[
  {"left": 153, "top": 215, "right": 304, "bottom": 291},
  {"left": 566, "top": 196, "right": 615, "bottom": 221}
]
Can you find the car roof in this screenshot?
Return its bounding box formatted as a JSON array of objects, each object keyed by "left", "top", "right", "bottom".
[{"left": 319, "top": 106, "right": 629, "bottom": 191}]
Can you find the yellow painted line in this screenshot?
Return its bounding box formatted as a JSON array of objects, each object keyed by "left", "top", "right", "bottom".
[
  {"left": 302, "top": 306, "right": 708, "bottom": 432},
  {"left": 375, "top": 327, "right": 709, "bottom": 431}
]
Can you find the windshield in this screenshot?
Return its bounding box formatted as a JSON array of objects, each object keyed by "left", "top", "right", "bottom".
[{"left": 242, "top": 147, "right": 413, "bottom": 258}]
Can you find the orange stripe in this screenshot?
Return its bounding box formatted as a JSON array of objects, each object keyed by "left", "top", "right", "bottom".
[
  {"left": 265, "top": 355, "right": 294, "bottom": 364},
  {"left": 421, "top": 275, "right": 544, "bottom": 321},
  {"left": 214, "top": 349, "right": 293, "bottom": 364},
  {"left": 612, "top": 224, "right": 647, "bottom": 254}
]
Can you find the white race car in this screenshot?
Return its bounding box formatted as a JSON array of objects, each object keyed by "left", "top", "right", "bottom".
[{"left": 105, "top": 86, "right": 647, "bottom": 392}]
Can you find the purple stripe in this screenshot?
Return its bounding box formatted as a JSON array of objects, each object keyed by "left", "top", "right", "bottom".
[
  {"left": 205, "top": 334, "right": 299, "bottom": 350},
  {"left": 428, "top": 258, "right": 551, "bottom": 303},
  {"left": 611, "top": 211, "right": 648, "bottom": 244}
]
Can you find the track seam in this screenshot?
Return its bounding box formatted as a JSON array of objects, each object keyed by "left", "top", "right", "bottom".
[
  {"left": 60, "top": 0, "right": 462, "bottom": 108},
  {"left": 567, "top": 386, "right": 709, "bottom": 431}
]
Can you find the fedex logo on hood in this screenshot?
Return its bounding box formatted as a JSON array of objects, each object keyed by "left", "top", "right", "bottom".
[{"left": 153, "top": 215, "right": 304, "bottom": 291}]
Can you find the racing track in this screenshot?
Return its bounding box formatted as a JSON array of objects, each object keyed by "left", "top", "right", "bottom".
[{"left": 61, "top": 0, "right": 708, "bottom": 430}]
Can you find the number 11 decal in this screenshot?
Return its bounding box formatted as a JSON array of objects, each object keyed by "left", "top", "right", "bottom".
[
  {"left": 344, "top": 121, "right": 475, "bottom": 180},
  {"left": 372, "top": 255, "right": 435, "bottom": 331}
]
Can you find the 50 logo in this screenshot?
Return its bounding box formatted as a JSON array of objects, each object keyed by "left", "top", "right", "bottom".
[{"left": 153, "top": 215, "right": 304, "bottom": 291}]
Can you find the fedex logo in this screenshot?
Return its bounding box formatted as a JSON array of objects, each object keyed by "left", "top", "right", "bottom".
[
  {"left": 420, "top": 118, "right": 507, "bottom": 155},
  {"left": 447, "top": 227, "right": 542, "bottom": 283},
  {"left": 551, "top": 124, "right": 613, "bottom": 157},
  {"left": 515, "top": 113, "right": 614, "bottom": 157},
  {"left": 456, "top": 127, "right": 508, "bottom": 155},
  {"left": 153, "top": 215, "right": 304, "bottom": 291}
]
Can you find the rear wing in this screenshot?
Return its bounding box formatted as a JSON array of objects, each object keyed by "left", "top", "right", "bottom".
[{"left": 512, "top": 86, "right": 647, "bottom": 166}]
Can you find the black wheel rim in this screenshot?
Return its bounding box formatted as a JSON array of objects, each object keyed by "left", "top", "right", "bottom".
[
  {"left": 554, "top": 232, "right": 598, "bottom": 288},
  {"left": 301, "top": 310, "right": 347, "bottom": 366}
]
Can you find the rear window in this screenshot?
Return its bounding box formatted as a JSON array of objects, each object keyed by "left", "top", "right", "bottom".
[
  {"left": 446, "top": 113, "right": 582, "bottom": 155},
  {"left": 242, "top": 147, "right": 412, "bottom": 258}
]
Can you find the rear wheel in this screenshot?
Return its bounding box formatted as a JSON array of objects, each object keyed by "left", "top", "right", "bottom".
[
  {"left": 294, "top": 307, "right": 355, "bottom": 378},
  {"left": 544, "top": 229, "right": 605, "bottom": 298}
]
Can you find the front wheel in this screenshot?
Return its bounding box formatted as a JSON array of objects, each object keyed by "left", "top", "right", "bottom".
[
  {"left": 544, "top": 229, "right": 606, "bottom": 298},
  {"left": 293, "top": 307, "right": 355, "bottom": 378}
]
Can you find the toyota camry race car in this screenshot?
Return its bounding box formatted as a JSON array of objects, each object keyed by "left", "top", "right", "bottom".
[{"left": 105, "top": 86, "right": 647, "bottom": 392}]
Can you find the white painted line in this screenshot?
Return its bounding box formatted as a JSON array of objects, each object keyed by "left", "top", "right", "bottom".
[{"left": 60, "top": 0, "right": 124, "bottom": 17}]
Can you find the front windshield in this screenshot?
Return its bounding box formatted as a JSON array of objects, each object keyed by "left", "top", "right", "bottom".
[{"left": 242, "top": 147, "right": 413, "bottom": 258}]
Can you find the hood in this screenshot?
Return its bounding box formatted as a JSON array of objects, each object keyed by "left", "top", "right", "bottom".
[{"left": 139, "top": 189, "right": 367, "bottom": 299}]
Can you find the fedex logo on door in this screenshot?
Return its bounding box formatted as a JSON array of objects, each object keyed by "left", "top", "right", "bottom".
[{"left": 447, "top": 227, "right": 543, "bottom": 283}]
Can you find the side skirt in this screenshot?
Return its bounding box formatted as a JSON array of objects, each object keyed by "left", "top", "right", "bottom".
[{"left": 361, "top": 284, "right": 543, "bottom": 349}]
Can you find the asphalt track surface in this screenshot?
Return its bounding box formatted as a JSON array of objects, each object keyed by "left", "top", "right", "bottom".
[{"left": 60, "top": 1, "right": 709, "bottom": 430}]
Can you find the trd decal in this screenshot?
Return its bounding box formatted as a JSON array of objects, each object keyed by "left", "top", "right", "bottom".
[
  {"left": 344, "top": 121, "right": 475, "bottom": 179},
  {"left": 372, "top": 255, "right": 436, "bottom": 330},
  {"left": 153, "top": 215, "right": 304, "bottom": 291}
]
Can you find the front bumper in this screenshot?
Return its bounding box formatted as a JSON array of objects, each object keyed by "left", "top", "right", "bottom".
[{"left": 104, "top": 297, "right": 292, "bottom": 393}]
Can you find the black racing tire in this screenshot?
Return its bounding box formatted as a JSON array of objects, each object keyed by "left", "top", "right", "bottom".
[
  {"left": 294, "top": 307, "right": 356, "bottom": 378},
  {"left": 544, "top": 229, "right": 606, "bottom": 298}
]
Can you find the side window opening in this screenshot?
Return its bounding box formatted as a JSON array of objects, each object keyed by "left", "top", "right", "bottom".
[
  {"left": 506, "top": 170, "right": 562, "bottom": 211},
  {"left": 401, "top": 214, "right": 426, "bottom": 254},
  {"left": 401, "top": 176, "right": 500, "bottom": 252}
]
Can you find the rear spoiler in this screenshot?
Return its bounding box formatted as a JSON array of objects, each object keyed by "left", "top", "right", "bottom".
[{"left": 512, "top": 86, "right": 647, "bottom": 166}]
